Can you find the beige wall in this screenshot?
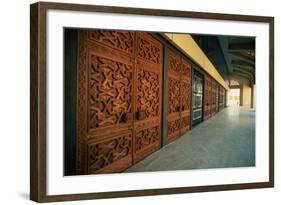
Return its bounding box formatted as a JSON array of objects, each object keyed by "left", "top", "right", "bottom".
[
  {"left": 242, "top": 84, "right": 251, "bottom": 107},
  {"left": 163, "top": 33, "right": 229, "bottom": 90},
  {"left": 253, "top": 84, "right": 256, "bottom": 109}
]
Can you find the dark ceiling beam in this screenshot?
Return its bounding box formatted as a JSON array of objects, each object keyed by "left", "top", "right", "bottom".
[
  {"left": 229, "top": 52, "right": 255, "bottom": 66},
  {"left": 233, "top": 66, "right": 254, "bottom": 76},
  {"left": 234, "top": 65, "right": 255, "bottom": 73},
  {"left": 232, "top": 71, "right": 249, "bottom": 79},
  {"left": 235, "top": 65, "right": 255, "bottom": 74},
  {"left": 232, "top": 70, "right": 253, "bottom": 84},
  {"left": 233, "top": 68, "right": 255, "bottom": 82},
  {"left": 231, "top": 73, "right": 251, "bottom": 85},
  {"left": 231, "top": 60, "right": 255, "bottom": 69},
  {"left": 218, "top": 37, "right": 233, "bottom": 72},
  {"left": 228, "top": 41, "right": 255, "bottom": 51}
]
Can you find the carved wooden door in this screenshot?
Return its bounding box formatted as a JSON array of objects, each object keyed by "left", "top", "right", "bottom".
[
  {"left": 204, "top": 75, "right": 212, "bottom": 120},
  {"left": 219, "top": 86, "right": 225, "bottom": 110},
  {"left": 166, "top": 49, "right": 191, "bottom": 144},
  {"left": 133, "top": 32, "right": 163, "bottom": 163},
  {"left": 211, "top": 80, "right": 217, "bottom": 116},
  {"left": 76, "top": 30, "right": 163, "bottom": 174},
  {"left": 166, "top": 49, "right": 182, "bottom": 144},
  {"left": 180, "top": 58, "right": 191, "bottom": 135},
  {"left": 76, "top": 30, "right": 135, "bottom": 174}
]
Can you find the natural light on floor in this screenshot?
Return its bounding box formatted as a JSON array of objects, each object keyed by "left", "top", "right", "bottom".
[{"left": 227, "top": 89, "right": 240, "bottom": 107}]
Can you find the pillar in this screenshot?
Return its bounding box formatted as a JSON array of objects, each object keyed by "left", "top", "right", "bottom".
[{"left": 250, "top": 84, "right": 254, "bottom": 109}]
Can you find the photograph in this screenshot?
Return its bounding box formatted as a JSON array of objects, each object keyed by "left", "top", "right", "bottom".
[
  {"left": 64, "top": 29, "right": 256, "bottom": 176},
  {"left": 30, "top": 2, "right": 274, "bottom": 202}
]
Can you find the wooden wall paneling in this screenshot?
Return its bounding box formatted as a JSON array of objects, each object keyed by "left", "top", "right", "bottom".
[
  {"left": 133, "top": 32, "right": 163, "bottom": 163},
  {"left": 210, "top": 78, "right": 213, "bottom": 115},
  {"left": 222, "top": 87, "right": 225, "bottom": 109},
  {"left": 219, "top": 86, "right": 224, "bottom": 110},
  {"left": 180, "top": 58, "right": 192, "bottom": 135},
  {"left": 77, "top": 30, "right": 135, "bottom": 174},
  {"left": 222, "top": 88, "right": 226, "bottom": 108},
  {"left": 76, "top": 29, "right": 225, "bottom": 174},
  {"left": 211, "top": 79, "right": 217, "bottom": 116},
  {"left": 203, "top": 75, "right": 208, "bottom": 120},
  {"left": 166, "top": 49, "right": 182, "bottom": 144},
  {"left": 204, "top": 75, "right": 211, "bottom": 120}
]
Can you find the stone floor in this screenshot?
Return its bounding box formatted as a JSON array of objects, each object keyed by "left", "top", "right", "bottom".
[{"left": 125, "top": 107, "right": 255, "bottom": 173}]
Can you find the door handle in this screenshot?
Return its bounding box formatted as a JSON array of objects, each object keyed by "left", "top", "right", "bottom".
[
  {"left": 136, "top": 110, "right": 146, "bottom": 120},
  {"left": 121, "top": 112, "right": 133, "bottom": 123},
  {"left": 136, "top": 111, "right": 140, "bottom": 120},
  {"left": 121, "top": 113, "right": 128, "bottom": 123}
]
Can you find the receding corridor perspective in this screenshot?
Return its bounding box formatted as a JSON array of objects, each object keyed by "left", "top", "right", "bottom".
[
  {"left": 64, "top": 29, "right": 256, "bottom": 175},
  {"left": 125, "top": 107, "right": 255, "bottom": 172}
]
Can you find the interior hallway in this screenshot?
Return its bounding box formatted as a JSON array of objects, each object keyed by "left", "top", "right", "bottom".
[{"left": 125, "top": 107, "right": 255, "bottom": 173}]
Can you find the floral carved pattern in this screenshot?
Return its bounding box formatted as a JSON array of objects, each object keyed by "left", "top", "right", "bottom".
[
  {"left": 219, "top": 87, "right": 225, "bottom": 110},
  {"left": 88, "top": 30, "right": 134, "bottom": 55},
  {"left": 88, "top": 54, "right": 133, "bottom": 129},
  {"left": 135, "top": 126, "right": 159, "bottom": 151},
  {"left": 167, "top": 119, "right": 181, "bottom": 135},
  {"left": 182, "top": 60, "right": 191, "bottom": 76},
  {"left": 181, "top": 116, "right": 189, "bottom": 129},
  {"left": 137, "top": 38, "right": 161, "bottom": 65},
  {"left": 168, "top": 53, "right": 181, "bottom": 73},
  {"left": 77, "top": 31, "right": 163, "bottom": 174},
  {"left": 87, "top": 134, "right": 132, "bottom": 172},
  {"left": 137, "top": 69, "right": 160, "bottom": 118},
  {"left": 168, "top": 78, "right": 181, "bottom": 114},
  {"left": 181, "top": 81, "right": 191, "bottom": 111},
  {"left": 166, "top": 49, "right": 192, "bottom": 143}
]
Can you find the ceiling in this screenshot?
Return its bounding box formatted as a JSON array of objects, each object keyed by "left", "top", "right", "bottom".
[{"left": 191, "top": 34, "right": 255, "bottom": 87}]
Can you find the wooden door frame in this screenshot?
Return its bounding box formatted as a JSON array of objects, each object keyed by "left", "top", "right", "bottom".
[
  {"left": 133, "top": 32, "right": 163, "bottom": 163},
  {"left": 192, "top": 68, "right": 204, "bottom": 126}
]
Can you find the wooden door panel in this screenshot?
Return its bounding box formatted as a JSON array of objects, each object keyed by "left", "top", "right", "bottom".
[
  {"left": 180, "top": 58, "right": 191, "bottom": 134},
  {"left": 87, "top": 30, "right": 135, "bottom": 56},
  {"left": 211, "top": 80, "right": 217, "bottom": 115},
  {"left": 87, "top": 43, "right": 134, "bottom": 134},
  {"left": 166, "top": 49, "right": 181, "bottom": 144},
  {"left": 134, "top": 64, "right": 162, "bottom": 162},
  {"left": 134, "top": 33, "right": 163, "bottom": 163},
  {"left": 77, "top": 30, "right": 135, "bottom": 174},
  {"left": 134, "top": 121, "right": 161, "bottom": 162},
  {"left": 204, "top": 75, "right": 212, "bottom": 120},
  {"left": 219, "top": 86, "right": 225, "bottom": 110},
  {"left": 167, "top": 114, "right": 181, "bottom": 144},
  {"left": 86, "top": 131, "right": 132, "bottom": 174},
  {"left": 136, "top": 32, "right": 162, "bottom": 65}
]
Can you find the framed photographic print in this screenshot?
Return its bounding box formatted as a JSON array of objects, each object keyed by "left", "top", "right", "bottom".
[{"left": 30, "top": 1, "right": 274, "bottom": 202}]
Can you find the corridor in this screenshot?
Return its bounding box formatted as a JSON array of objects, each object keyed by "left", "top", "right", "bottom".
[
  {"left": 63, "top": 29, "right": 256, "bottom": 175},
  {"left": 125, "top": 107, "right": 255, "bottom": 173}
]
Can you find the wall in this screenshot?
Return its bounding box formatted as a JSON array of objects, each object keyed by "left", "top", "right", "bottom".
[
  {"left": 0, "top": 0, "right": 280, "bottom": 205},
  {"left": 242, "top": 84, "right": 252, "bottom": 107},
  {"left": 253, "top": 84, "right": 256, "bottom": 109}
]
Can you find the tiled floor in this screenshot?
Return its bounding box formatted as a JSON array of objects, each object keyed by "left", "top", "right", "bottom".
[{"left": 125, "top": 107, "right": 255, "bottom": 173}]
